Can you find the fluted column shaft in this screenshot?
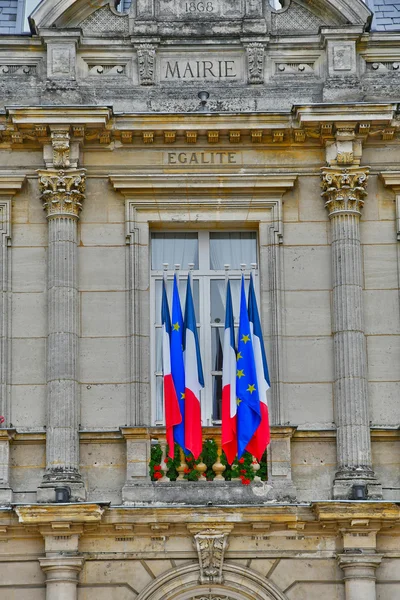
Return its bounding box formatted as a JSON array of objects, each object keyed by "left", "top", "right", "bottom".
[
  {"left": 321, "top": 167, "right": 380, "bottom": 498},
  {"left": 331, "top": 211, "right": 372, "bottom": 473},
  {"left": 46, "top": 214, "right": 79, "bottom": 478},
  {"left": 38, "top": 169, "right": 86, "bottom": 496}
]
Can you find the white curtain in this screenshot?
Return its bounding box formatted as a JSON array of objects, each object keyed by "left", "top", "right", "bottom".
[
  {"left": 209, "top": 232, "right": 256, "bottom": 271},
  {"left": 151, "top": 233, "right": 198, "bottom": 271}
]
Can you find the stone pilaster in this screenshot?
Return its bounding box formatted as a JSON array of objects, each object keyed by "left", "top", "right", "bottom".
[
  {"left": 321, "top": 166, "right": 381, "bottom": 499},
  {"left": 40, "top": 557, "right": 85, "bottom": 600},
  {"left": 338, "top": 555, "right": 382, "bottom": 600},
  {"left": 37, "top": 168, "right": 86, "bottom": 502}
]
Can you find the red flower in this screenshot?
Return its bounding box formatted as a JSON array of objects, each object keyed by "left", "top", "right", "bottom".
[
  {"left": 153, "top": 465, "right": 162, "bottom": 471},
  {"left": 164, "top": 458, "right": 169, "bottom": 464},
  {"left": 184, "top": 468, "right": 191, "bottom": 474},
  {"left": 240, "top": 469, "right": 246, "bottom": 475},
  {"left": 0, "top": 416, "right": 4, "bottom": 425},
  {"left": 238, "top": 458, "right": 245, "bottom": 464},
  {"left": 242, "top": 478, "right": 251, "bottom": 485},
  {"left": 153, "top": 472, "right": 163, "bottom": 480}
]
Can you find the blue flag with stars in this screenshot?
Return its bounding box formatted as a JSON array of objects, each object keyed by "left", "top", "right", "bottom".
[
  {"left": 236, "top": 276, "right": 261, "bottom": 458},
  {"left": 170, "top": 274, "right": 187, "bottom": 452}
]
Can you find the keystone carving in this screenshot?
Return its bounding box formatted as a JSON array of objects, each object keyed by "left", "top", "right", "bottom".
[
  {"left": 38, "top": 169, "right": 86, "bottom": 218},
  {"left": 137, "top": 44, "right": 156, "bottom": 86},
  {"left": 190, "top": 526, "right": 232, "bottom": 585},
  {"left": 321, "top": 167, "right": 369, "bottom": 217},
  {"left": 245, "top": 42, "right": 265, "bottom": 84},
  {"left": 51, "top": 130, "right": 71, "bottom": 168}
]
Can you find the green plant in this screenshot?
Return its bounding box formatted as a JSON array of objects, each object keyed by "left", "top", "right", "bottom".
[{"left": 149, "top": 442, "right": 163, "bottom": 481}]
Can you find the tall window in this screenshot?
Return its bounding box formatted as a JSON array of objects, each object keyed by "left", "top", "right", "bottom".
[{"left": 151, "top": 231, "right": 258, "bottom": 426}]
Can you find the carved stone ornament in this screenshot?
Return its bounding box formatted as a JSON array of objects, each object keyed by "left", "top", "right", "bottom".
[
  {"left": 193, "top": 528, "right": 230, "bottom": 585},
  {"left": 246, "top": 42, "right": 265, "bottom": 84},
  {"left": 38, "top": 169, "right": 86, "bottom": 218},
  {"left": 194, "top": 596, "right": 231, "bottom": 600},
  {"left": 51, "top": 130, "right": 71, "bottom": 168},
  {"left": 321, "top": 167, "right": 369, "bottom": 217},
  {"left": 137, "top": 44, "right": 156, "bottom": 86}
]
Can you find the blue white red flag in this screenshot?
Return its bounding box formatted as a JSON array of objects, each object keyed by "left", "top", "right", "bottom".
[
  {"left": 221, "top": 280, "right": 237, "bottom": 465},
  {"left": 236, "top": 276, "right": 261, "bottom": 458},
  {"left": 161, "top": 278, "right": 182, "bottom": 457},
  {"left": 183, "top": 274, "right": 204, "bottom": 459},
  {"left": 170, "top": 274, "right": 186, "bottom": 452},
  {"left": 246, "top": 273, "right": 271, "bottom": 460}
]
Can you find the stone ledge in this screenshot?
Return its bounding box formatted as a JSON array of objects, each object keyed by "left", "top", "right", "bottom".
[{"left": 122, "top": 481, "right": 297, "bottom": 506}]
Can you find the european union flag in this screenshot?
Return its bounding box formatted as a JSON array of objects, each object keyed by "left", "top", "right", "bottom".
[
  {"left": 236, "top": 276, "right": 261, "bottom": 458},
  {"left": 170, "top": 274, "right": 186, "bottom": 452}
]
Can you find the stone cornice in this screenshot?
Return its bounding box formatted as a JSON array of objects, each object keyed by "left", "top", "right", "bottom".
[
  {"left": 0, "top": 173, "right": 26, "bottom": 195},
  {"left": 381, "top": 171, "right": 400, "bottom": 241},
  {"left": 110, "top": 173, "right": 298, "bottom": 202},
  {"left": 15, "top": 503, "right": 104, "bottom": 525}
]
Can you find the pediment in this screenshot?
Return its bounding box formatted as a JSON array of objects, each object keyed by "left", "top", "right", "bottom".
[{"left": 30, "top": 0, "right": 372, "bottom": 36}]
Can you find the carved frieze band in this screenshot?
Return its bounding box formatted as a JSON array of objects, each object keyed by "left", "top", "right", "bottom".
[
  {"left": 38, "top": 169, "right": 86, "bottom": 218},
  {"left": 321, "top": 167, "right": 369, "bottom": 217}
]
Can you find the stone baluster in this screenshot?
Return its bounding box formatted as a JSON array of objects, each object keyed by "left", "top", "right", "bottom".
[
  {"left": 37, "top": 168, "right": 86, "bottom": 502},
  {"left": 321, "top": 167, "right": 381, "bottom": 499}
]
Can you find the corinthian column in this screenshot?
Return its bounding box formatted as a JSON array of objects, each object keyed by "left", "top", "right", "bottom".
[
  {"left": 37, "top": 169, "right": 86, "bottom": 502},
  {"left": 321, "top": 167, "right": 381, "bottom": 500}
]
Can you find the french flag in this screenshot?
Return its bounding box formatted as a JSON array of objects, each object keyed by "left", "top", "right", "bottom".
[
  {"left": 221, "top": 280, "right": 237, "bottom": 465},
  {"left": 246, "top": 273, "right": 271, "bottom": 461},
  {"left": 184, "top": 274, "right": 204, "bottom": 459},
  {"left": 161, "top": 278, "right": 182, "bottom": 457}
]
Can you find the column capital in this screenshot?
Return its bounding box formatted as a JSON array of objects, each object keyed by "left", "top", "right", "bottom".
[
  {"left": 338, "top": 553, "right": 382, "bottom": 579},
  {"left": 38, "top": 168, "right": 86, "bottom": 218},
  {"left": 321, "top": 166, "right": 369, "bottom": 217}
]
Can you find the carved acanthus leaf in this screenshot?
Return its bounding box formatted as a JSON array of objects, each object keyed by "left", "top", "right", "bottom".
[
  {"left": 51, "top": 130, "right": 71, "bottom": 168},
  {"left": 191, "top": 527, "right": 231, "bottom": 585},
  {"left": 321, "top": 167, "right": 369, "bottom": 217},
  {"left": 137, "top": 44, "right": 156, "bottom": 86},
  {"left": 38, "top": 169, "right": 86, "bottom": 218},
  {"left": 246, "top": 42, "right": 265, "bottom": 84}
]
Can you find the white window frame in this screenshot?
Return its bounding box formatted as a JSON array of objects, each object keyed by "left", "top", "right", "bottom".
[{"left": 150, "top": 230, "right": 260, "bottom": 427}]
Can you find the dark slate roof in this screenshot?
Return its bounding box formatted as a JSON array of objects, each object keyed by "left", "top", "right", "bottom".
[
  {"left": 0, "top": 0, "right": 19, "bottom": 34},
  {"left": 366, "top": 0, "right": 400, "bottom": 30}
]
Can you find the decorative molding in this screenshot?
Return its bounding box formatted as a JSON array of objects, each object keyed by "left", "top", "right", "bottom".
[
  {"left": 245, "top": 42, "right": 265, "bottom": 84},
  {"left": 136, "top": 44, "right": 156, "bottom": 86},
  {"left": 80, "top": 6, "right": 129, "bottom": 35},
  {"left": 16, "top": 504, "right": 104, "bottom": 524},
  {"left": 88, "top": 64, "right": 126, "bottom": 76},
  {"left": 367, "top": 61, "right": 400, "bottom": 72},
  {"left": 380, "top": 171, "right": 400, "bottom": 241},
  {"left": 321, "top": 167, "right": 369, "bottom": 217},
  {"left": 276, "top": 62, "right": 315, "bottom": 75},
  {"left": 51, "top": 130, "right": 71, "bottom": 168},
  {"left": 0, "top": 65, "right": 37, "bottom": 76},
  {"left": 189, "top": 526, "right": 233, "bottom": 585},
  {"left": 38, "top": 169, "right": 86, "bottom": 218}
]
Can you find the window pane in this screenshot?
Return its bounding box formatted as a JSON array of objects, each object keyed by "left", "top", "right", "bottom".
[
  {"left": 155, "top": 327, "right": 162, "bottom": 373},
  {"left": 151, "top": 233, "right": 199, "bottom": 270},
  {"left": 155, "top": 278, "right": 199, "bottom": 324},
  {"left": 156, "top": 376, "right": 164, "bottom": 422},
  {"left": 209, "top": 232, "right": 257, "bottom": 270},
  {"left": 211, "top": 326, "right": 224, "bottom": 372},
  {"left": 212, "top": 375, "right": 222, "bottom": 421},
  {"left": 211, "top": 278, "right": 249, "bottom": 323}
]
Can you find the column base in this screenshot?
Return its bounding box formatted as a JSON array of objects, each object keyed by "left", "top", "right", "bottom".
[
  {"left": 0, "top": 487, "right": 13, "bottom": 505},
  {"left": 38, "top": 470, "right": 86, "bottom": 502},
  {"left": 333, "top": 471, "right": 382, "bottom": 500}
]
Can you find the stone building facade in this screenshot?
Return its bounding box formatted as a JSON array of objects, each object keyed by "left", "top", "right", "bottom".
[{"left": 0, "top": 0, "right": 400, "bottom": 599}]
